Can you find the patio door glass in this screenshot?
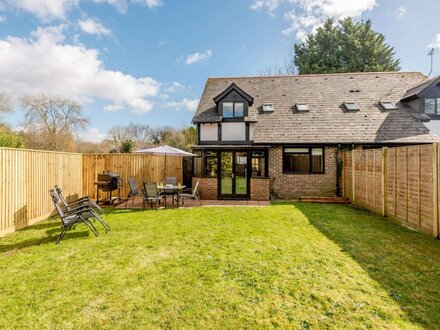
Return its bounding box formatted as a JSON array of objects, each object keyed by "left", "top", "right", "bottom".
[{"left": 219, "top": 151, "right": 248, "bottom": 198}]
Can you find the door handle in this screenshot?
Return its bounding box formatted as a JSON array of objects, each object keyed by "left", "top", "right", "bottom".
[{"left": 232, "top": 173, "right": 235, "bottom": 179}]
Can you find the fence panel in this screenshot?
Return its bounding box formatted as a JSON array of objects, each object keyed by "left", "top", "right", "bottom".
[
  {"left": 82, "top": 153, "right": 183, "bottom": 200},
  {"left": 0, "top": 148, "right": 83, "bottom": 236},
  {"left": 342, "top": 144, "right": 439, "bottom": 237}
]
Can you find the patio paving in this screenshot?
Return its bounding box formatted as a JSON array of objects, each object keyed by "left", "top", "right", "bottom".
[{"left": 116, "top": 196, "right": 270, "bottom": 209}]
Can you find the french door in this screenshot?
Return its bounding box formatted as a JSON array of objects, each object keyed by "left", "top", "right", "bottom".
[{"left": 219, "top": 151, "right": 249, "bottom": 199}]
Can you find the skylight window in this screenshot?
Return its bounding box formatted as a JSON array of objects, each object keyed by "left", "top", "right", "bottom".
[
  {"left": 296, "top": 103, "right": 309, "bottom": 112},
  {"left": 262, "top": 104, "right": 274, "bottom": 112},
  {"left": 380, "top": 101, "right": 398, "bottom": 110},
  {"left": 343, "top": 102, "right": 359, "bottom": 111}
]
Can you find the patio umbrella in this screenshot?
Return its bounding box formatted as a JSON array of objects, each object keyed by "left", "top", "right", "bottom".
[{"left": 134, "top": 145, "right": 196, "bottom": 180}]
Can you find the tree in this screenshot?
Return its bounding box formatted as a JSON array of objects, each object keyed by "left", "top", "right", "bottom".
[
  {"left": 21, "top": 94, "right": 88, "bottom": 151},
  {"left": 121, "top": 139, "right": 136, "bottom": 153},
  {"left": 0, "top": 126, "right": 25, "bottom": 148},
  {"left": 126, "top": 123, "right": 152, "bottom": 148},
  {"left": 0, "top": 92, "right": 11, "bottom": 114},
  {"left": 294, "top": 18, "right": 400, "bottom": 74},
  {"left": 260, "top": 57, "right": 296, "bottom": 76}
]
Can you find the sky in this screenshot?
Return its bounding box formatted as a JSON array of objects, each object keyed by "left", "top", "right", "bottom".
[{"left": 0, "top": 0, "right": 439, "bottom": 142}]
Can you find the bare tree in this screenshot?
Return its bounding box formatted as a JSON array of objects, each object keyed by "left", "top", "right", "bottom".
[
  {"left": 107, "top": 125, "right": 131, "bottom": 151},
  {"left": 21, "top": 94, "right": 88, "bottom": 151},
  {"left": 0, "top": 92, "right": 11, "bottom": 114},
  {"left": 127, "top": 123, "right": 153, "bottom": 148},
  {"left": 259, "top": 57, "right": 296, "bottom": 76}
]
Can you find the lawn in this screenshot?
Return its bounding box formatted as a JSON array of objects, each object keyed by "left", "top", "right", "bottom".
[{"left": 1, "top": 203, "right": 440, "bottom": 329}]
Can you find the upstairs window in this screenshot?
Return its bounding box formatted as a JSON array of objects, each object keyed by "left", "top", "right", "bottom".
[
  {"left": 380, "top": 101, "right": 398, "bottom": 110},
  {"left": 283, "top": 147, "right": 324, "bottom": 174},
  {"left": 296, "top": 103, "right": 309, "bottom": 112},
  {"left": 262, "top": 104, "right": 274, "bottom": 112},
  {"left": 343, "top": 102, "right": 359, "bottom": 111},
  {"left": 223, "top": 102, "right": 244, "bottom": 118},
  {"left": 424, "top": 98, "right": 440, "bottom": 115}
]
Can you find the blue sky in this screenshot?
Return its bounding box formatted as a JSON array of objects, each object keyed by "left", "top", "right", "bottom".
[{"left": 0, "top": 0, "right": 439, "bottom": 141}]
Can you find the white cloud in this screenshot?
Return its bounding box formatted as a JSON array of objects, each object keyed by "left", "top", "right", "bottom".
[
  {"left": 79, "top": 18, "right": 111, "bottom": 36},
  {"left": 0, "top": 25, "right": 160, "bottom": 115},
  {"left": 427, "top": 34, "right": 440, "bottom": 50},
  {"left": 395, "top": 6, "right": 406, "bottom": 19},
  {"left": 2, "top": 0, "right": 78, "bottom": 21},
  {"left": 165, "top": 98, "right": 199, "bottom": 112},
  {"left": 185, "top": 50, "right": 212, "bottom": 65},
  {"left": 251, "top": 0, "right": 376, "bottom": 40},
  {"left": 79, "top": 127, "right": 107, "bottom": 142},
  {"left": 93, "top": 0, "right": 161, "bottom": 13}
]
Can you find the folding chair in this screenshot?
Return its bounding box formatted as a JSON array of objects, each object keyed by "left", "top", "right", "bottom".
[
  {"left": 50, "top": 190, "right": 99, "bottom": 244},
  {"left": 142, "top": 182, "right": 163, "bottom": 211},
  {"left": 54, "top": 185, "right": 110, "bottom": 232},
  {"left": 125, "top": 178, "right": 140, "bottom": 207},
  {"left": 54, "top": 185, "right": 105, "bottom": 214},
  {"left": 179, "top": 180, "right": 201, "bottom": 206}
]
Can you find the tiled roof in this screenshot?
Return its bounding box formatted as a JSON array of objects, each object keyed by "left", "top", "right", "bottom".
[
  {"left": 401, "top": 75, "right": 440, "bottom": 100},
  {"left": 193, "top": 72, "right": 440, "bottom": 144}
]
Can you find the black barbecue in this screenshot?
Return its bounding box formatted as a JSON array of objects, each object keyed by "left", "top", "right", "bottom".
[{"left": 94, "top": 172, "right": 122, "bottom": 205}]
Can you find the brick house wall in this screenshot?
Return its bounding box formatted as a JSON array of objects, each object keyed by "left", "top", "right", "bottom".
[
  {"left": 250, "top": 178, "right": 270, "bottom": 200},
  {"left": 192, "top": 177, "right": 217, "bottom": 199},
  {"left": 269, "top": 146, "right": 337, "bottom": 199}
]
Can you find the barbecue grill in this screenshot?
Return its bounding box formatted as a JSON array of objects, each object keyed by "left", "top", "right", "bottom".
[{"left": 94, "top": 172, "right": 122, "bottom": 205}]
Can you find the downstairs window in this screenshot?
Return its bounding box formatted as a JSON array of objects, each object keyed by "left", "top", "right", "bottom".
[{"left": 283, "top": 147, "right": 324, "bottom": 174}]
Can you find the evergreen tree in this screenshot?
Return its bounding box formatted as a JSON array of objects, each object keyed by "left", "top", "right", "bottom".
[{"left": 294, "top": 18, "right": 400, "bottom": 74}]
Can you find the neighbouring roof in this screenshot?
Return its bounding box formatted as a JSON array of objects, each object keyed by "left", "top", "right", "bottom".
[
  {"left": 193, "top": 71, "right": 440, "bottom": 144},
  {"left": 401, "top": 75, "right": 440, "bottom": 101}
]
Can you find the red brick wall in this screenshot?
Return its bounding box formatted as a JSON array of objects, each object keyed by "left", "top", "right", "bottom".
[
  {"left": 192, "top": 177, "right": 217, "bottom": 199},
  {"left": 250, "top": 178, "right": 270, "bottom": 200},
  {"left": 269, "top": 146, "right": 337, "bottom": 199}
]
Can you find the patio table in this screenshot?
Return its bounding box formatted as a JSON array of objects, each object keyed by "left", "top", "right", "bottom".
[{"left": 157, "top": 185, "right": 186, "bottom": 208}]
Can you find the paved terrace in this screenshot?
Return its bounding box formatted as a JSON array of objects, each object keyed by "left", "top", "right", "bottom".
[{"left": 115, "top": 196, "right": 270, "bottom": 209}]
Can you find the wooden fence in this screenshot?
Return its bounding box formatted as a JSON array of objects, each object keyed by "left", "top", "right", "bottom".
[
  {"left": 82, "top": 153, "right": 182, "bottom": 200},
  {"left": 0, "top": 148, "right": 183, "bottom": 237},
  {"left": 342, "top": 144, "right": 439, "bottom": 237},
  {"left": 0, "top": 148, "right": 83, "bottom": 237}
]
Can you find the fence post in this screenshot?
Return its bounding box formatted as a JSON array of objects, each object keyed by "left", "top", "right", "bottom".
[
  {"left": 352, "top": 149, "right": 356, "bottom": 203},
  {"left": 382, "top": 147, "right": 388, "bottom": 217},
  {"left": 433, "top": 143, "right": 439, "bottom": 238}
]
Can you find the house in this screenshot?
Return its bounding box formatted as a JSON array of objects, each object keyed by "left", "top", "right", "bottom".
[{"left": 191, "top": 72, "right": 440, "bottom": 200}]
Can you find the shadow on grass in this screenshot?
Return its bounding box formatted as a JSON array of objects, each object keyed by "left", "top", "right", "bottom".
[
  {"left": 293, "top": 202, "right": 440, "bottom": 329},
  {"left": 0, "top": 231, "right": 91, "bottom": 253}
]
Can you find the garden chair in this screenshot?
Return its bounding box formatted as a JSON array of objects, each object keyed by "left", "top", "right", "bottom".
[
  {"left": 125, "top": 178, "right": 140, "bottom": 207},
  {"left": 165, "top": 177, "right": 177, "bottom": 186},
  {"left": 50, "top": 190, "right": 99, "bottom": 244},
  {"left": 179, "top": 180, "right": 201, "bottom": 206},
  {"left": 142, "top": 182, "right": 163, "bottom": 211},
  {"left": 54, "top": 185, "right": 105, "bottom": 214},
  {"left": 54, "top": 185, "right": 110, "bottom": 232}
]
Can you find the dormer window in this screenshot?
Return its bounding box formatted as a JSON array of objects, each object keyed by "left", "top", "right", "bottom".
[
  {"left": 424, "top": 98, "right": 439, "bottom": 115},
  {"left": 380, "top": 101, "right": 398, "bottom": 110},
  {"left": 344, "top": 102, "right": 359, "bottom": 111},
  {"left": 223, "top": 102, "right": 244, "bottom": 118}
]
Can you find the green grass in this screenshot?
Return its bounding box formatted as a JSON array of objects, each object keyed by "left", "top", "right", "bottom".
[{"left": 1, "top": 203, "right": 440, "bottom": 329}]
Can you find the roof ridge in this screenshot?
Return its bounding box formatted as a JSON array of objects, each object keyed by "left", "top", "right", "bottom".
[{"left": 207, "top": 71, "right": 424, "bottom": 80}]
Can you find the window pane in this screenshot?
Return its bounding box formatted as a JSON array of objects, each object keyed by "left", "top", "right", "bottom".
[
  {"left": 284, "top": 153, "right": 310, "bottom": 173},
  {"left": 223, "top": 102, "right": 233, "bottom": 117},
  {"left": 285, "top": 148, "right": 309, "bottom": 153},
  {"left": 252, "top": 157, "right": 266, "bottom": 177},
  {"left": 205, "top": 151, "right": 217, "bottom": 157},
  {"left": 437, "top": 99, "right": 440, "bottom": 114},
  {"left": 234, "top": 102, "right": 244, "bottom": 117},
  {"left": 311, "top": 148, "right": 323, "bottom": 172},
  {"left": 193, "top": 157, "right": 202, "bottom": 177},
  {"left": 205, "top": 157, "right": 217, "bottom": 177},
  {"left": 252, "top": 151, "right": 264, "bottom": 157},
  {"left": 425, "top": 99, "right": 436, "bottom": 114}
]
